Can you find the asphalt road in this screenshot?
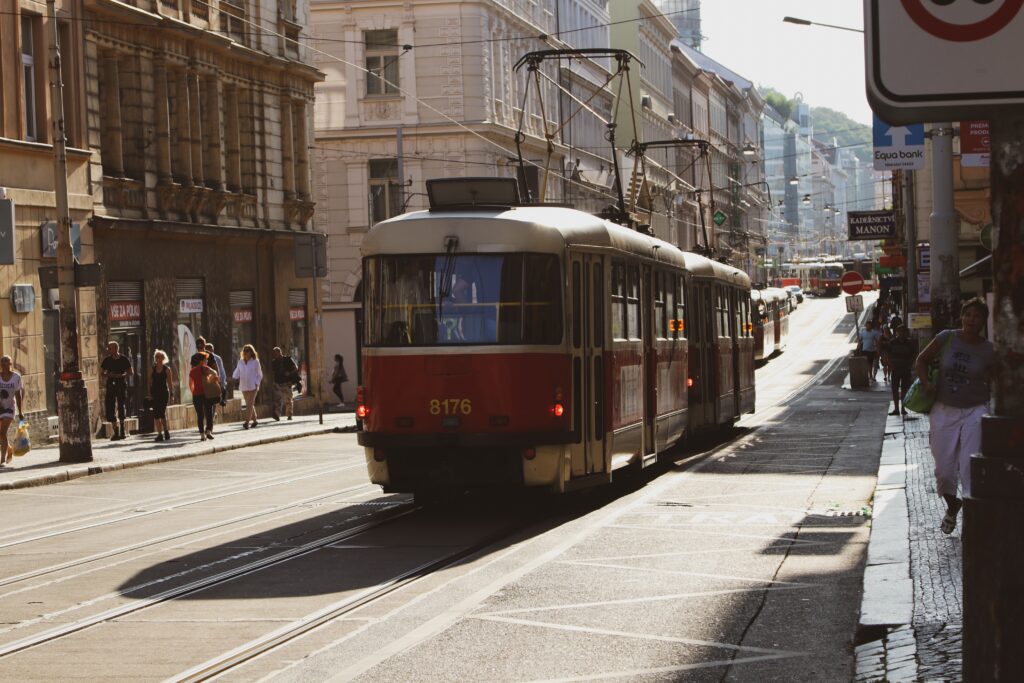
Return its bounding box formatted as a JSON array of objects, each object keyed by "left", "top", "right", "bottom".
[{"left": 0, "top": 294, "right": 886, "bottom": 682}]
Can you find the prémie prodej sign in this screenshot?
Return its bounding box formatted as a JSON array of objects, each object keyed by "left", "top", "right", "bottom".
[{"left": 848, "top": 210, "right": 897, "bottom": 241}]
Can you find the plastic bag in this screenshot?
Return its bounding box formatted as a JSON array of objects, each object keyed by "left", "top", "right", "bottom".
[
  {"left": 903, "top": 378, "right": 936, "bottom": 414},
  {"left": 12, "top": 419, "right": 30, "bottom": 457}
]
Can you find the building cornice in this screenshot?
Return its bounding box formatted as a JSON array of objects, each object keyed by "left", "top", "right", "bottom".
[{"left": 90, "top": 214, "right": 322, "bottom": 243}]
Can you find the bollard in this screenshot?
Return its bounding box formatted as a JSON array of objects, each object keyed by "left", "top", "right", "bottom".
[{"left": 848, "top": 353, "right": 870, "bottom": 389}]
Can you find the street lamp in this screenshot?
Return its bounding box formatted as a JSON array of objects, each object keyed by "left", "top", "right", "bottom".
[
  {"left": 802, "top": 194, "right": 811, "bottom": 205},
  {"left": 782, "top": 16, "right": 864, "bottom": 33},
  {"left": 742, "top": 142, "right": 756, "bottom": 157},
  {"left": 788, "top": 176, "right": 799, "bottom": 186}
]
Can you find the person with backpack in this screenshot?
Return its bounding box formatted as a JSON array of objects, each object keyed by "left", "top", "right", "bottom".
[{"left": 270, "top": 347, "right": 299, "bottom": 421}]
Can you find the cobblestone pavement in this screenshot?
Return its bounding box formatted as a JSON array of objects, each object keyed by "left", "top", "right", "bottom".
[{"left": 856, "top": 401, "right": 964, "bottom": 682}]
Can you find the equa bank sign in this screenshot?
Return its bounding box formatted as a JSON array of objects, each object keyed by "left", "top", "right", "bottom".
[{"left": 873, "top": 115, "right": 925, "bottom": 171}]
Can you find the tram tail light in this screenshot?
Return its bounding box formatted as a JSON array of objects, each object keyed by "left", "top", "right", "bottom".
[
  {"left": 356, "top": 386, "right": 369, "bottom": 419},
  {"left": 523, "top": 447, "right": 537, "bottom": 460},
  {"left": 552, "top": 386, "right": 565, "bottom": 417},
  {"left": 687, "top": 377, "right": 694, "bottom": 388}
]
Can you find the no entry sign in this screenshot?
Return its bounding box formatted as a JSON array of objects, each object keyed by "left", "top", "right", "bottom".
[
  {"left": 865, "top": 0, "right": 1024, "bottom": 123},
  {"left": 842, "top": 271, "right": 866, "bottom": 296}
]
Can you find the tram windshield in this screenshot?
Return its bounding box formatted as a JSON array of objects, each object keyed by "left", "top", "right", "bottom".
[{"left": 364, "top": 253, "right": 563, "bottom": 346}]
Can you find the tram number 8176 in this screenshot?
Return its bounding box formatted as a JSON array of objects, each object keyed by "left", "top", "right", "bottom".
[{"left": 429, "top": 398, "right": 473, "bottom": 415}]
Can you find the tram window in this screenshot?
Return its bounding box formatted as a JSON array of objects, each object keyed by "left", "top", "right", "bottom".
[
  {"left": 626, "top": 264, "right": 640, "bottom": 340},
  {"left": 654, "top": 272, "right": 667, "bottom": 340},
  {"left": 716, "top": 287, "right": 727, "bottom": 337},
  {"left": 593, "top": 263, "right": 604, "bottom": 348},
  {"left": 677, "top": 278, "right": 687, "bottom": 340},
  {"left": 366, "top": 253, "right": 562, "bottom": 346},
  {"left": 665, "top": 274, "right": 675, "bottom": 340},
  {"left": 572, "top": 261, "right": 582, "bottom": 349},
  {"left": 611, "top": 261, "right": 626, "bottom": 340}
]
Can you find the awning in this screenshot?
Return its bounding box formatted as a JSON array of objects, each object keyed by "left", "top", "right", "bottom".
[{"left": 959, "top": 254, "right": 992, "bottom": 279}]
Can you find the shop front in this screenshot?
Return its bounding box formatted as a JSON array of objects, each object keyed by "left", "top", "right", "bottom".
[{"left": 107, "top": 281, "right": 146, "bottom": 417}]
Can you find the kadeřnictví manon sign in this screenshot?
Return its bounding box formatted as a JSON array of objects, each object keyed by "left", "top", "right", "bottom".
[{"left": 848, "top": 210, "right": 897, "bottom": 241}]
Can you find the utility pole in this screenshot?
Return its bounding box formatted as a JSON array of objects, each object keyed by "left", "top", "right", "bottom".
[
  {"left": 963, "top": 114, "right": 1024, "bottom": 682},
  {"left": 928, "top": 123, "right": 959, "bottom": 333},
  {"left": 903, "top": 169, "right": 918, "bottom": 314},
  {"left": 47, "top": 0, "right": 93, "bottom": 462}
]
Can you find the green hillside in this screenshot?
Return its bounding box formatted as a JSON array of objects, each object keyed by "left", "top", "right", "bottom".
[{"left": 761, "top": 88, "right": 872, "bottom": 162}]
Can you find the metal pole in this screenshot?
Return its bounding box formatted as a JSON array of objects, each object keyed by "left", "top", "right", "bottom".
[
  {"left": 929, "top": 123, "right": 959, "bottom": 334},
  {"left": 314, "top": 236, "right": 323, "bottom": 425},
  {"left": 48, "top": 0, "right": 92, "bottom": 463},
  {"left": 962, "top": 113, "right": 1024, "bottom": 682},
  {"left": 904, "top": 169, "right": 918, "bottom": 314}
]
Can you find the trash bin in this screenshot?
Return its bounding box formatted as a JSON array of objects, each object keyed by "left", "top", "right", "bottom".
[
  {"left": 137, "top": 397, "right": 155, "bottom": 433},
  {"left": 848, "top": 353, "right": 870, "bottom": 389}
]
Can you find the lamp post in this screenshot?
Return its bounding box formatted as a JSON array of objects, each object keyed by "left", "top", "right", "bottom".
[{"left": 782, "top": 16, "right": 864, "bottom": 34}]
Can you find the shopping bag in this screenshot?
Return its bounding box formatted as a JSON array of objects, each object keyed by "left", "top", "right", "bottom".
[
  {"left": 903, "top": 377, "right": 936, "bottom": 414},
  {"left": 12, "top": 419, "right": 31, "bottom": 457}
]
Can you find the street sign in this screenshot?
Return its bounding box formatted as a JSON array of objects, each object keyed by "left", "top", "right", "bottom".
[
  {"left": 848, "top": 210, "right": 897, "bottom": 241},
  {"left": 865, "top": 0, "right": 1024, "bottom": 124},
  {"left": 294, "top": 233, "right": 328, "bottom": 278},
  {"left": 845, "top": 294, "right": 864, "bottom": 313},
  {"left": 918, "top": 243, "right": 931, "bottom": 270},
  {"left": 961, "top": 120, "right": 991, "bottom": 167},
  {"left": 873, "top": 115, "right": 925, "bottom": 170},
  {"left": 841, "top": 271, "right": 866, "bottom": 295},
  {"left": 712, "top": 209, "right": 727, "bottom": 227}
]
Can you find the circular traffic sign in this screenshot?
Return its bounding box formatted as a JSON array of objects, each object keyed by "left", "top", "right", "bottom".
[
  {"left": 841, "top": 271, "right": 866, "bottom": 295},
  {"left": 900, "top": 0, "right": 1024, "bottom": 42}
]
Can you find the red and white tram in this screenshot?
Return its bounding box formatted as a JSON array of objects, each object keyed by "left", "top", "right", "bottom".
[
  {"left": 357, "top": 178, "right": 754, "bottom": 496},
  {"left": 751, "top": 288, "right": 790, "bottom": 362}
]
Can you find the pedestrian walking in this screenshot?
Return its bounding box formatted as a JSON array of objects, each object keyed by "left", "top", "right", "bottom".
[
  {"left": 101, "top": 341, "right": 134, "bottom": 440},
  {"left": 915, "top": 298, "right": 995, "bottom": 534},
  {"left": 190, "top": 336, "right": 208, "bottom": 367},
  {"left": 188, "top": 352, "right": 219, "bottom": 441},
  {"left": 857, "top": 319, "right": 882, "bottom": 383},
  {"left": 331, "top": 354, "right": 348, "bottom": 406},
  {"left": 887, "top": 325, "right": 917, "bottom": 416},
  {"left": 147, "top": 350, "right": 175, "bottom": 442},
  {"left": 0, "top": 356, "right": 24, "bottom": 466},
  {"left": 270, "top": 347, "right": 299, "bottom": 421},
  {"left": 878, "top": 324, "right": 894, "bottom": 383},
  {"left": 205, "top": 343, "right": 227, "bottom": 422},
  {"left": 232, "top": 344, "right": 263, "bottom": 429}
]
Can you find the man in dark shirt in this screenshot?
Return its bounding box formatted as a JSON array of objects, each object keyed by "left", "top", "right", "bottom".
[
  {"left": 888, "top": 325, "right": 918, "bottom": 416},
  {"left": 190, "top": 336, "right": 208, "bottom": 368},
  {"left": 101, "top": 341, "right": 134, "bottom": 440},
  {"left": 270, "top": 347, "right": 299, "bottom": 421}
]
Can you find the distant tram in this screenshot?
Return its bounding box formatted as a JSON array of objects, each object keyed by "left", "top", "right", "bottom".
[{"left": 357, "top": 178, "right": 755, "bottom": 498}]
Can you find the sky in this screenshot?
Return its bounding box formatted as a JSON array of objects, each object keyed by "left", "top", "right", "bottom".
[{"left": 697, "top": 1, "right": 871, "bottom": 125}]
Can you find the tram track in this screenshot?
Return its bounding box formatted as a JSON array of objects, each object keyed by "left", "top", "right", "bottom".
[
  {"left": 0, "top": 501, "right": 421, "bottom": 659},
  {"left": 0, "top": 480, "right": 382, "bottom": 590},
  {"left": 0, "top": 459, "right": 364, "bottom": 551}
]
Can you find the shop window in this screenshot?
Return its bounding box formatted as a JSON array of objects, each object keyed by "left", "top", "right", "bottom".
[
  {"left": 175, "top": 278, "right": 205, "bottom": 401},
  {"left": 108, "top": 281, "right": 145, "bottom": 416},
  {"left": 288, "top": 289, "right": 309, "bottom": 394},
  {"left": 230, "top": 290, "right": 255, "bottom": 369}
]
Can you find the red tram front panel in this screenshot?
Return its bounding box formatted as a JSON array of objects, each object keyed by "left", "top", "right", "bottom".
[{"left": 361, "top": 352, "right": 571, "bottom": 435}]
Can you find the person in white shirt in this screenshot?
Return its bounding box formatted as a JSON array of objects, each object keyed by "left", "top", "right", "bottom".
[
  {"left": 0, "top": 355, "right": 24, "bottom": 465},
  {"left": 232, "top": 344, "right": 264, "bottom": 429}
]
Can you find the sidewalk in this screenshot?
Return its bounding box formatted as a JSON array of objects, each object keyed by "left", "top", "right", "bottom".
[
  {"left": 0, "top": 409, "right": 358, "bottom": 492},
  {"left": 856, "top": 392, "right": 963, "bottom": 681}
]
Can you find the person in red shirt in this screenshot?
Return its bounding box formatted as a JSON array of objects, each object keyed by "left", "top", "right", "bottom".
[{"left": 188, "top": 353, "right": 220, "bottom": 441}]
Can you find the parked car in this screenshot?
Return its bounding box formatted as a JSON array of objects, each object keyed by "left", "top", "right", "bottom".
[{"left": 784, "top": 285, "right": 804, "bottom": 304}]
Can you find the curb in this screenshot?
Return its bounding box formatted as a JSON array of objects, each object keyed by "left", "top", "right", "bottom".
[{"left": 0, "top": 424, "right": 346, "bottom": 492}]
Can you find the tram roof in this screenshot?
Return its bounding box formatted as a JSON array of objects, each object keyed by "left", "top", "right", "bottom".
[
  {"left": 363, "top": 207, "right": 750, "bottom": 289},
  {"left": 752, "top": 287, "right": 789, "bottom": 303}
]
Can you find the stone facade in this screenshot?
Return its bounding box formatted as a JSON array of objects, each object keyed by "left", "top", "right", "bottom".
[{"left": 0, "top": 0, "right": 98, "bottom": 443}]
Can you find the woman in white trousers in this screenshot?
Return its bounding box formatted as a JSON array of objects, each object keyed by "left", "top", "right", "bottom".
[{"left": 915, "top": 298, "right": 994, "bottom": 534}]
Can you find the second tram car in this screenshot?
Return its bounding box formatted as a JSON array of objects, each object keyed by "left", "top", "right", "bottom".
[
  {"left": 357, "top": 178, "right": 754, "bottom": 496},
  {"left": 751, "top": 288, "right": 790, "bottom": 362}
]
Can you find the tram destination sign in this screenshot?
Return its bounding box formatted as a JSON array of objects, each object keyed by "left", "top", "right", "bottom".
[{"left": 848, "top": 210, "right": 897, "bottom": 241}]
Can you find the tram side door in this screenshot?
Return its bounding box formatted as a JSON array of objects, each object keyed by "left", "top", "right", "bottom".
[
  {"left": 569, "top": 253, "right": 606, "bottom": 479},
  {"left": 642, "top": 265, "right": 656, "bottom": 466}
]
